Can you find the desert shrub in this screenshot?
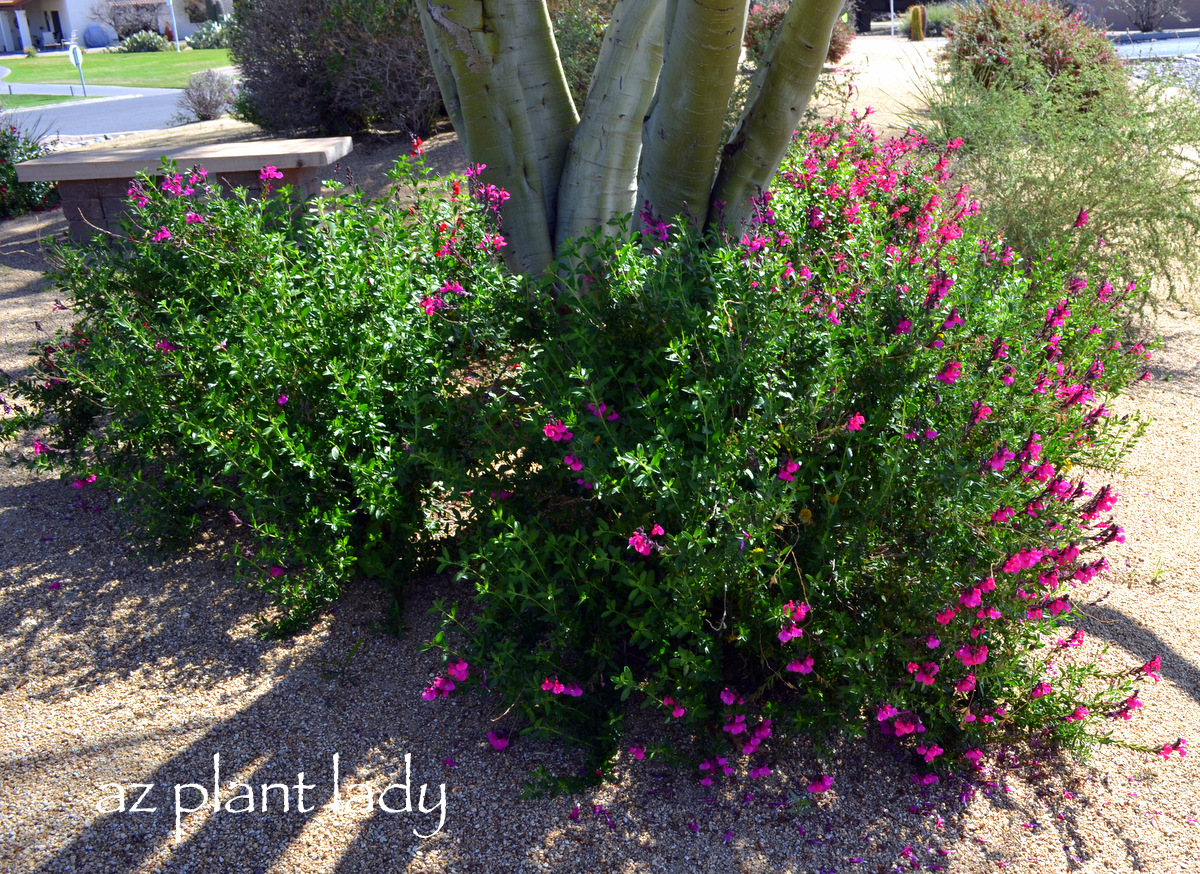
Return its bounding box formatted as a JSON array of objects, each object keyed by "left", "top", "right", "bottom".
[
  {"left": 901, "top": 2, "right": 957, "bottom": 36},
  {"left": 119, "top": 29, "right": 170, "bottom": 52},
  {"left": 2, "top": 157, "right": 519, "bottom": 632},
  {"left": 229, "top": 0, "right": 442, "bottom": 136},
  {"left": 91, "top": 0, "right": 164, "bottom": 41},
  {"left": 548, "top": 0, "right": 615, "bottom": 111},
  {"left": 174, "top": 69, "right": 236, "bottom": 122},
  {"left": 5, "top": 123, "right": 1160, "bottom": 773},
  {"left": 413, "top": 121, "right": 1154, "bottom": 767},
  {"left": 1109, "top": 0, "right": 1188, "bottom": 32},
  {"left": 945, "top": 0, "right": 1124, "bottom": 93},
  {"left": 0, "top": 117, "right": 59, "bottom": 218},
  {"left": 186, "top": 17, "right": 233, "bottom": 49},
  {"left": 927, "top": 0, "right": 1200, "bottom": 306},
  {"left": 746, "top": 2, "right": 856, "bottom": 65}
]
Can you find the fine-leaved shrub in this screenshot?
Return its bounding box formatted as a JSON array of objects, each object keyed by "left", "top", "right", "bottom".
[
  {"left": 3, "top": 157, "right": 520, "bottom": 632},
  {"left": 173, "top": 69, "right": 236, "bottom": 123},
  {"left": 229, "top": 0, "right": 442, "bottom": 136},
  {"left": 0, "top": 117, "right": 59, "bottom": 218},
  {"left": 927, "top": 0, "right": 1200, "bottom": 307},
  {"left": 119, "top": 29, "right": 170, "bottom": 52},
  {"left": 417, "top": 120, "right": 1154, "bottom": 770},
  {"left": 4, "top": 121, "right": 1161, "bottom": 778},
  {"left": 745, "top": 2, "right": 856, "bottom": 66}
]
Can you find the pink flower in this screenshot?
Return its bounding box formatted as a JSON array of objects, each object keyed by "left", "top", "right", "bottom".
[
  {"left": 32, "top": 439, "right": 48, "bottom": 455},
  {"left": 955, "top": 673, "right": 976, "bottom": 693},
  {"left": 956, "top": 644, "right": 988, "bottom": 667},
  {"left": 1031, "top": 682, "right": 1052, "bottom": 699},
  {"left": 630, "top": 746, "right": 646, "bottom": 760},
  {"left": 260, "top": 165, "right": 285, "bottom": 181},
  {"left": 807, "top": 775, "right": 833, "bottom": 793},
  {"left": 277, "top": 394, "right": 289, "bottom": 405},
  {"left": 447, "top": 660, "right": 470, "bottom": 681},
  {"left": 563, "top": 454, "right": 583, "bottom": 471},
  {"left": 992, "top": 506, "right": 1015, "bottom": 524},
  {"left": 720, "top": 687, "right": 737, "bottom": 706},
  {"left": 893, "top": 716, "right": 916, "bottom": 736},
  {"left": 895, "top": 319, "right": 913, "bottom": 335},
  {"left": 936, "top": 362, "right": 963, "bottom": 385},
  {"left": 651, "top": 524, "right": 664, "bottom": 536},
  {"left": 1142, "top": 655, "right": 1162, "bottom": 683},
  {"left": 486, "top": 731, "right": 509, "bottom": 751},
  {"left": 1074, "top": 208, "right": 1089, "bottom": 228},
  {"left": 778, "top": 624, "right": 803, "bottom": 643},
  {"left": 422, "top": 676, "right": 455, "bottom": 700},
  {"left": 927, "top": 636, "right": 940, "bottom": 649},
  {"left": 877, "top": 703, "right": 899, "bottom": 721},
  {"left": 749, "top": 764, "right": 772, "bottom": 779},
  {"left": 963, "top": 749, "right": 983, "bottom": 765},
  {"left": 185, "top": 211, "right": 204, "bottom": 224},
  {"left": 936, "top": 608, "right": 956, "bottom": 625},
  {"left": 268, "top": 566, "right": 285, "bottom": 578},
  {"left": 959, "top": 587, "right": 982, "bottom": 608},
  {"left": 723, "top": 714, "right": 747, "bottom": 735},
  {"left": 586, "top": 401, "right": 620, "bottom": 421},
  {"left": 543, "top": 419, "right": 573, "bottom": 442},
  {"left": 943, "top": 307, "right": 964, "bottom": 329},
  {"left": 786, "top": 655, "right": 815, "bottom": 674},
  {"left": 152, "top": 226, "right": 171, "bottom": 243},
  {"left": 847, "top": 412, "right": 865, "bottom": 431},
  {"left": 1065, "top": 705, "right": 1089, "bottom": 722},
  {"left": 778, "top": 459, "right": 801, "bottom": 481}
]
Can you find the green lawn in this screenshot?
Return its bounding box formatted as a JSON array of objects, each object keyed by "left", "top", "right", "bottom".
[
  {"left": 0, "top": 49, "right": 232, "bottom": 89},
  {"left": 0, "top": 93, "right": 82, "bottom": 109}
]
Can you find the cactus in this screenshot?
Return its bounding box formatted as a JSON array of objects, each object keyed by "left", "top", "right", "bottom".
[{"left": 909, "top": 4, "right": 926, "bottom": 41}]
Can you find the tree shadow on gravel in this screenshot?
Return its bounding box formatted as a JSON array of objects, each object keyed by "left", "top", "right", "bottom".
[{"left": 1075, "top": 603, "right": 1200, "bottom": 708}]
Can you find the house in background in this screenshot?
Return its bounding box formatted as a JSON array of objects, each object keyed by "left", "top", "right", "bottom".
[{"left": 0, "top": 0, "right": 203, "bottom": 54}]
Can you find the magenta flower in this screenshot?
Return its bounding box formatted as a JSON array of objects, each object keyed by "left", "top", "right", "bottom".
[
  {"left": 628, "top": 531, "right": 652, "bottom": 556},
  {"left": 152, "top": 226, "right": 171, "bottom": 243},
  {"left": 1075, "top": 207, "right": 1089, "bottom": 228},
  {"left": 587, "top": 401, "right": 620, "bottom": 421},
  {"left": 486, "top": 730, "right": 509, "bottom": 750},
  {"left": 963, "top": 749, "right": 983, "bottom": 765},
  {"left": 32, "top": 439, "right": 48, "bottom": 455},
  {"left": 992, "top": 506, "right": 1015, "bottom": 524},
  {"left": 48, "top": 581, "right": 62, "bottom": 591},
  {"left": 777, "top": 623, "right": 803, "bottom": 643},
  {"left": 927, "top": 635, "right": 940, "bottom": 649},
  {"left": 749, "top": 764, "right": 772, "bottom": 779},
  {"left": 936, "top": 361, "right": 963, "bottom": 385},
  {"left": 959, "top": 587, "right": 982, "bottom": 608},
  {"left": 491, "top": 490, "right": 513, "bottom": 501},
  {"left": 936, "top": 608, "right": 956, "bottom": 624},
  {"left": 185, "top": 211, "right": 205, "bottom": 224},
  {"left": 563, "top": 454, "right": 583, "bottom": 471},
  {"left": 877, "top": 703, "right": 899, "bottom": 721},
  {"left": 630, "top": 745, "right": 646, "bottom": 760},
  {"left": 720, "top": 687, "right": 737, "bottom": 706},
  {"left": 807, "top": 775, "right": 833, "bottom": 793},
  {"left": 895, "top": 319, "right": 913, "bottom": 335},
  {"left": 723, "top": 714, "right": 747, "bottom": 735},
  {"left": 260, "top": 165, "right": 285, "bottom": 181},
  {"left": 568, "top": 804, "right": 580, "bottom": 822},
  {"left": 778, "top": 459, "right": 801, "bottom": 481},
  {"left": 893, "top": 716, "right": 916, "bottom": 736},
  {"left": 277, "top": 394, "right": 289, "bottom": 405},
  {"left": 786, "top": 655, "right": 814, "bottom": 674},
  {"left": 662, "top": 696, "right": 686, "bottom": 718},
  {"left": 1142, "top": 655, "right": 1162, "bottom": 683},
  {"left": 447, "top": 660, "right": 470, "bottom": 681},
  {"left": 543, "top": 419, "right": 573, "bottom": 442},
  {"left": 943, "top": 307, "right": 965, "bottom": 330},
  {"left": 955, "top": 673, "right": 976, "bottom": 693},
  {"left": 847, "top": 412, "right": 865, "bottom": 431},
  {"left": 651, "top": 524, "right": 664, "bottom": 536},
  {"left": 956, "top": 644, "right": 989, "bottom": 667},
  {"left": 1031, "top": 682, "right": 1052, "bottom": 699}
]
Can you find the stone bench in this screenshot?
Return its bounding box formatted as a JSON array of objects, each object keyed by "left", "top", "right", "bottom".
[{"left": 16, "top": 137, "right": 354, "bottom": 242}]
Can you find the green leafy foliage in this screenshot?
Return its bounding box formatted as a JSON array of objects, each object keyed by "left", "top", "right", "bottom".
[
  {"left": 0, "top": 117, "right": 59, "bottom": 219},
  {"left": 548, "top": 0, "right": 616, "bottom": 112},
  {"left": 745, "top": 2, "right": 856, "bottom": 65},
  {"left": 186, "top": 17, "right": 234, "bottom": 49},
  {"left": 3, "top": 158, "right": 519, "bottom": 633},
  {"left": 927, "top": 0, "right": 1200, "bottom": 308},
  {"left": 422, "top": 121, "right": 1152, "bottom": 766},
  {"left": 119, "top": 30, "right": 171, "bottom": 53}
]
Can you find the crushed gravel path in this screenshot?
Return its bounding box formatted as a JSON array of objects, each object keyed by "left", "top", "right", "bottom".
[{"left": 2, "top": 34, "right": 1199, "bottom": 874}]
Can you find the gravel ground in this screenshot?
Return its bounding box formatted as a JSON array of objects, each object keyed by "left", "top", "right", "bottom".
[{"left": 2, "top": 34, "right": 1200, "bottom": 874}]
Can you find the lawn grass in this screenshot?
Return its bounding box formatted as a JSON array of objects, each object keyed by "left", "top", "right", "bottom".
[
  {"left": 0, "top": 93, "right": 82, "bottom": 109},
  {"left": 0, "top": 49, "right": 232, "bottom": 89}
]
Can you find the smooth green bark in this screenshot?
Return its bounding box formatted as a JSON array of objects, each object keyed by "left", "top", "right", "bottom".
[
  {"left": 555, "top": 0, "right": 667, "bottom": 247},
  {"left": 709, "top": 0, "right": 844, "bottom": 232},
  {"left": 637, "top": 0, "right": 749, "bottom": 230}
]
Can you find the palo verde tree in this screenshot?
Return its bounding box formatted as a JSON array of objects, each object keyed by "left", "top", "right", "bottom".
[{"left": 417, "top": 0, "right": 845, "bottom": 276}]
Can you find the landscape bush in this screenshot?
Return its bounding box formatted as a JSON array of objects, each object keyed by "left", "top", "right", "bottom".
[
  {"left": 0, "top": 118, "right": 59, "bottom": 219},
  {"left": 119, "top": 29, "right": 170, "bottom": 52},
  {"left": 228, "top": 0, "right": 442, "bottom": 136},
  {"left": 3, "top": 122, "right": 1159, "bottom": 774},
  {"left": 186, "top": 17, "right": 233, "bottom": 49},
  {"left": 745, "top": 2, "right": 856, "bottom": 65},
  {"left": 3, "top": 157, "right": 520, "bottom": 631},
  {"left": 173, "top": 69, "right": 236, "bottom": 122},
  {"left": 927, "top": 0, "right": 1200, "bottom": 306}
]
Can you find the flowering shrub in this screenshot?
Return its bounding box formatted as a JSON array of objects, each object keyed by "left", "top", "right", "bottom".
[
  {"left": 0, "top": 119, "right": 58, "bottom": 219},
  {"left": 5, "top": 118, "right": 1165, "bottom": 776},
  {"left": 745, "top": 2, "right": 855, "bottom": 66},
  {"left": 425, "top": 119, "right": 1155, "bottom": 772},
  {"left": 929, "top": 0, "right": 1200, "bottom": 307},
  {"left": 945, "top": 0, "right": 1124, "bottom": 95},
  {"left": 2, "top": 156, "right": 519, "bottom": 632}
]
